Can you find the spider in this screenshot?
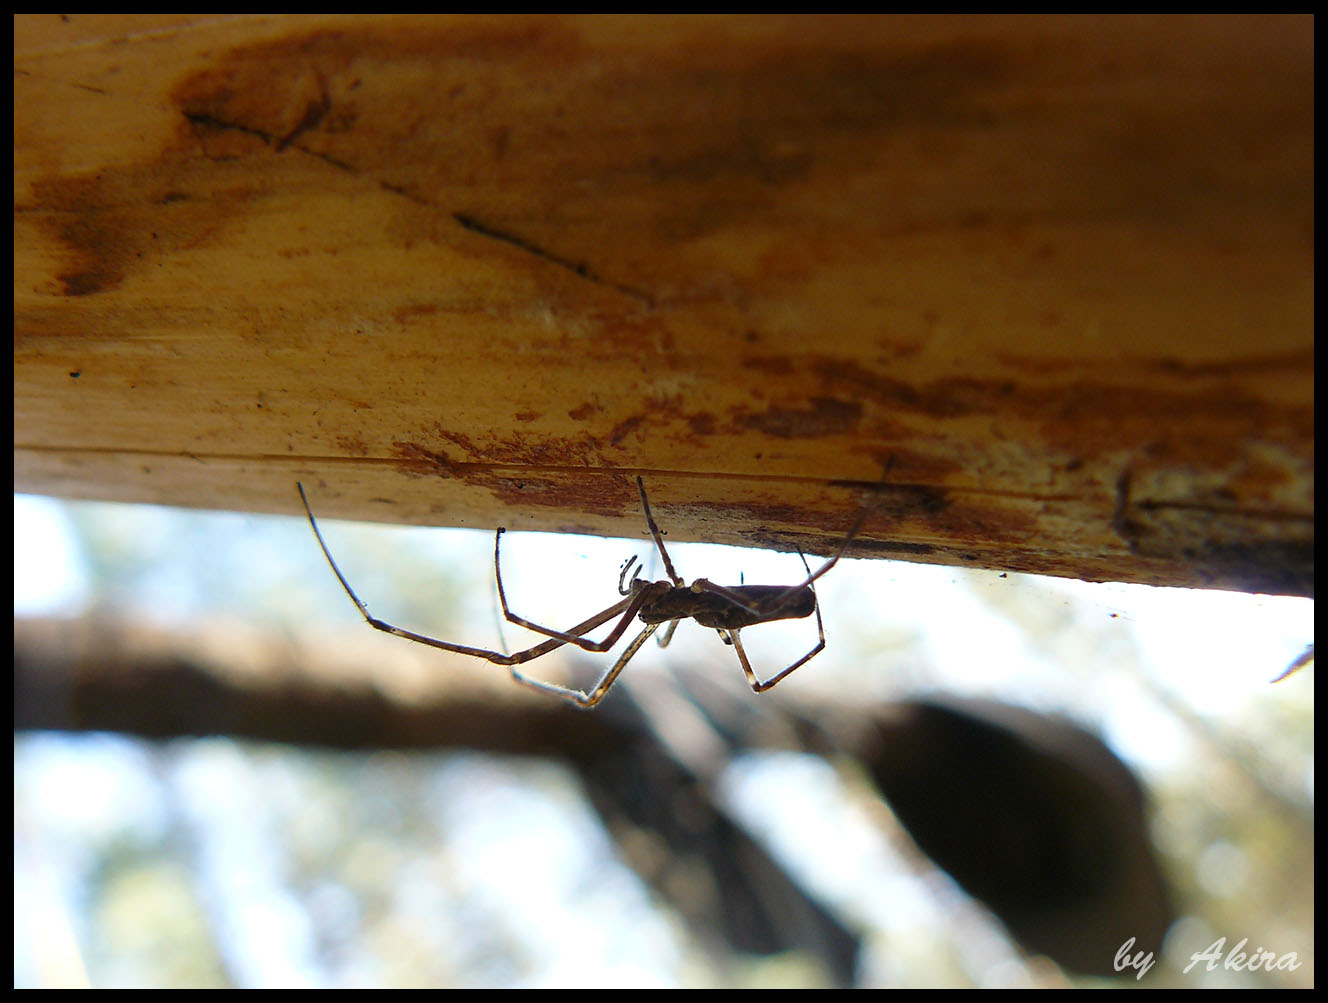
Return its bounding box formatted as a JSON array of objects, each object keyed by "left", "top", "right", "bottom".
[{"left": 297, "top": 477, "right": 874, "bottom": 708}]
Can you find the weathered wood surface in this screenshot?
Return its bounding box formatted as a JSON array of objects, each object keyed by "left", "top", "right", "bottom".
[{"left": 14, "top": 15, "right": 1313, "bottom": 595}]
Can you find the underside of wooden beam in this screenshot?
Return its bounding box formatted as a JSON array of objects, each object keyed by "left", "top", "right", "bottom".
[{"left": 15, "top": 15, "right": 1313, "bottom": 596}]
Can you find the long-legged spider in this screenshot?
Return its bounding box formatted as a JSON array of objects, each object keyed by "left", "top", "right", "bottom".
[{"left": 297, "top": 477, "right": 874, "bottom": 708}]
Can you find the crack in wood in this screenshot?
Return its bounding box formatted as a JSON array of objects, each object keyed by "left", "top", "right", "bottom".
[
  {"left": 181, "top": 110, "right": 652, "bottom": 304},
  {"left": 452, "top": 212, "right": 653, "bottom": 305},
  {"left": 183, "top": 111, "right": 353, "bottom": 171}
]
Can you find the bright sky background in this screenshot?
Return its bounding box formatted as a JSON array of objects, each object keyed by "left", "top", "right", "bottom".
[{"left": 13, "top": 492, "right": 1314, "bottom": 986}]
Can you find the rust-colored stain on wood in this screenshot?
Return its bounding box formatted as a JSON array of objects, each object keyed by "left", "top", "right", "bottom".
[{"left": 15, "top": 15, "right": 1312, "bottom": 596}]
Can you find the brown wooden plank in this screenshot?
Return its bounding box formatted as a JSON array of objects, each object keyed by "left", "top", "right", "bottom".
[{"left": 15, "top": 15, "right": 1313, "bottom": 595}]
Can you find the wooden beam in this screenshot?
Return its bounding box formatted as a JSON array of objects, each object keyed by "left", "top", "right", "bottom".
[{"left": 15, "top": 15, "right": 1313, "bottom": 595}]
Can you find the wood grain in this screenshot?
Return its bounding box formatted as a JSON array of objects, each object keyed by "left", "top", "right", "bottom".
[{"left": 15, "top": 15, "right": 1313, "bottom": 595}]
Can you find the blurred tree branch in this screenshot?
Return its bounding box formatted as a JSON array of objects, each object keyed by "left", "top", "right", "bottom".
[{"left": 17, "top": 613, "right": 1185, "bottom": 980}]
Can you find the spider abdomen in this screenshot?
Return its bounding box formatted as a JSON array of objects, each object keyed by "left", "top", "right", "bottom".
[{"left": 638, "top": 582, "right": 817, "bottom": 629}]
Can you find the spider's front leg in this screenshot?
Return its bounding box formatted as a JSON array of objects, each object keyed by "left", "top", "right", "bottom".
[
  {"left": 492, "top": 528, "right": 662, "bottom": 654},
  {"left": 298, "top": 482, "right": 641, "bottom": 675}
]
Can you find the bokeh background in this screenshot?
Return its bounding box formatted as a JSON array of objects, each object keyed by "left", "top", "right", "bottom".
[{"left": 14, "top": 492, "right": 1313, "bottom": 987}]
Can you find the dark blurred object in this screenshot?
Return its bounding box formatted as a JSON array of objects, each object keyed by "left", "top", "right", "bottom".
[
  {"left": 14, "top": 616, "right": 862, "bottom": 986},
  {"left": 861, "top": 699, "right": 1174, "bottom": 976},
  {"left": 1271, "top": 643, "right": 1313, "bottom": 683},
  {"left": 580, "top": 689, "right": 862, "bottom": 987},
  {"left": 16, "top": 615, "right": 1179, "bottom": 982}
]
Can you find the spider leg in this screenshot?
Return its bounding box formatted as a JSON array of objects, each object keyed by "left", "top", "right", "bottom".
[
  {"left": 637, "top": 476, "right": 684, "bottom": 586},
  {"left": 510, "top": 622, "right": 660, "bottom": 708},
  {"left": 771, "top": 477, "right": 888, "bottom": 605},
  {"left": 729, "top": 594, "right": 827, "bottom": 692},
  {"left": 671, "top": 479, "right": 884, "bottom": 618},
  {"left": 655, "top": 618, "right": 681, "bottom": 648},
  {"left": 298, "top": 482, "right": 642, "bottom": 667},
  {"left": 777, "top": 504, "right": 872, "bottom": 596},
  {"left": 729, "top": 548, "right": 826, "bottom": 691},
  {"left": 493, "top": 528, "right": 656, "bottom": 653}
]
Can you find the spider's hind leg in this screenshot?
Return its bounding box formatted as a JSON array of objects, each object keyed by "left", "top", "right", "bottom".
[
  {"left": 729, "top": 550, "right": 827, "bottom": 692},
  {"left": 729, "top": 603, "right": 827, "bottom": 693}
]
